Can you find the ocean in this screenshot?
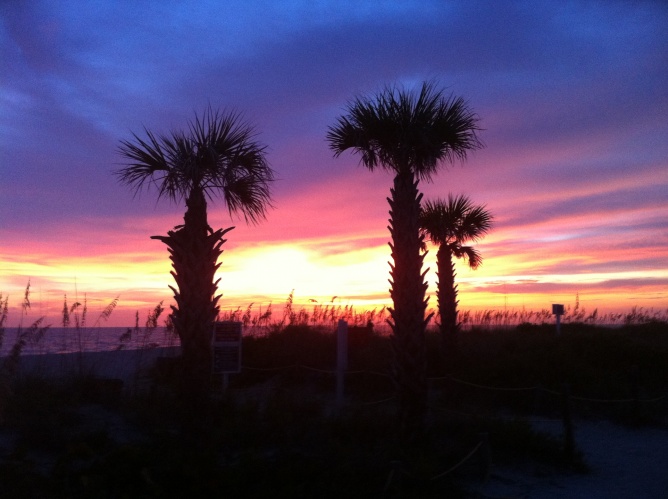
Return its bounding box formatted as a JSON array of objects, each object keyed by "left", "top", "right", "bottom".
[{"left": 0, "top": 327, "right": 180, "bottom": 357}]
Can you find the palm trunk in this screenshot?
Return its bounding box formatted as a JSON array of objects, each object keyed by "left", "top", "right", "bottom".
[
  {"left": 387, "top": 169, "right": 431, "bottom": 446},
  {"left": 437, "top": 245, "right": 459, "bottom": 355},
  {"left": 152, "top": 187, "right": 233, "bottom": 401}
]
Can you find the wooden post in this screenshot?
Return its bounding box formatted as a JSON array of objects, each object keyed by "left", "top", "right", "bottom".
[{"left": 336, "top": 319, "right": 348, "bottom": 412}]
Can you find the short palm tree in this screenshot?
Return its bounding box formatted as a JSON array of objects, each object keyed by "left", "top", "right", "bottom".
[
  {"left": 327, "top": 81, "right": 482, "bottom": 444},
  {"left": 116, "top": 108, "right": 274, "bottom": 397},
  {"left": 420, "top": 195, "right": 493, "bottom": 354}
]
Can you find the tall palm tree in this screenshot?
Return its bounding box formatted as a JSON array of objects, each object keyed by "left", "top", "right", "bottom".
[
  {"left": 116, "top": 108, "right": 274, "bottom": 397},
  {"left": 420, "top": 195, "right": 493, "bottom": 354},
  {"left": 327, "top": 82, "right": 482, "bottom": 444}
]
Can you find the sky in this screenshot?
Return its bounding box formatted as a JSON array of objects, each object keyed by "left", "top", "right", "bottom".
[{"left": 1, "top": 0, "right": 667, "bottom": 327}]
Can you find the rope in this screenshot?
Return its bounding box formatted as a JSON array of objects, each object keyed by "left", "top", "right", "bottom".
[
  {"left": 242, "top": 364, "right": 335, "bottom": 374},
  {"left": 428, "top": 405, "right": 485, "bottom": 418},
  {"left": 428, "top": 403, "right": 562, "bottom": 423},
  {"left": 390, "top": 440, "right": 485, "bottom": 483},
  {"left": 540, "top": 386, "right": 668, "bottom": 404},
  {"left": 571, "top": 395, "right": 636, "bottom": 403},
  {"left": 299, "top": 364, "right": 336, "bottom": 374},
  {"left": 641, "top": 394, "right": 668, "bottom": 402},
  {"left": 446, "top": 376, "right": 536, "bottom": 392},
  {"left": 240, "top": 364, "right": 668, "bottom": 404},
  {"left": 570, "top": 393, "right": 668, "bottom": 403},
  {"left": 242, "top": 364, "right": 390, "bottom": 376},
  {"left": 242, "top": 364, "right": 299, "bottom": 372},
  {"left": 358, "top": 395, "right": 395, "bottom": 406},
  {"left": 430, "top": 441, "right": 484, "bottom": 480}
]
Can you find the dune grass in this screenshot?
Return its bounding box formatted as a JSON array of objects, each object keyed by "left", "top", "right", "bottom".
[
  {"left": 5, "top": 323, "right": 667, "bottom": 496},
  {"left": 1, "top": 286, "right": 667, "bottom": 497},
  {"left": 221, "top": 291, "right": 668, "bottom": 337}
]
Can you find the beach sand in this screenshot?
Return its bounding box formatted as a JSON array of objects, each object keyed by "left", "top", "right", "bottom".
[
  {"left": 471, "top": 419, "right": 668, "bottom": 498},
  {"left": 5, "top": 346, "right": 181, "bottom": 385}
]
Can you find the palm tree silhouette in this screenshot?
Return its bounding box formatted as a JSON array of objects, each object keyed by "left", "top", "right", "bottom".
[
  {"left": 420, "top": 195, "right": 493, "bottom": 354},
  {"left": 117, "top": 108, "right": 274, "bottom": 396},
  {"left": 327, "top": 82, "right": 482, "bottom": 444}
]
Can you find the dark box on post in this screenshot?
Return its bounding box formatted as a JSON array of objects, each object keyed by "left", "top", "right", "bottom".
[{"left": 212, "top": 321, "right": 242, "bottom": 374}]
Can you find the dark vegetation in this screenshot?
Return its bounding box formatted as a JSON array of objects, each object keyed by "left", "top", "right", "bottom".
[{"left": 1, "top": 321, "right": 667, "bottom": 498}]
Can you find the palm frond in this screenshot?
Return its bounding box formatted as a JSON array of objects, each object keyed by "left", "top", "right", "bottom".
[
  {"left": 458, "top": 203, "right": 493, "bottom": 242},
  {"left": 116, "top": 107, "right": 274, "bottom": 222},
  {"left": 453, "top": 245, "right": 483, "bottom": 269},
  {"left": 420, "top": 194, "right": 493, "bottom": 266},
  {"left": 327, "top": 80, "right": 482, "bottom": 179}
]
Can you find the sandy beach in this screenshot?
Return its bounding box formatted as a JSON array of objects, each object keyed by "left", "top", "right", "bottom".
[
  {"left": 4, "top": 346, "right": 181, "bottom": 385},
  {"left": 468, "top": 418, "right": 668, "bottom": 498}
]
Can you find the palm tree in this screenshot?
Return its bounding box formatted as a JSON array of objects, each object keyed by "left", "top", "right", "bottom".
[
  {"left": 327, "top": 82, "right": 482, "bottom": 444},
  {"left": 420, "top": 195, "right": 493, "bottom": 354},
  {"left": 116, "top": 108, "right": 274, "bottom": 398}
]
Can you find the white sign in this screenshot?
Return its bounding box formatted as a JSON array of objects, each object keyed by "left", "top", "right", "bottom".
[{"left": 212, "top": 321, "right": 242, "bottom": 374}]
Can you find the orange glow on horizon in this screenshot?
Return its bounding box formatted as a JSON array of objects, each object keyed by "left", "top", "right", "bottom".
[
  {"left": 2, "top": 169, "right": 666, "bottom": 328},
  {"left": 3, "top": 233, "right": 666, "bottom": 328}
]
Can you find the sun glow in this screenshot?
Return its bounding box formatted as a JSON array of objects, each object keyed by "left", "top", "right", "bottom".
[
  {"left": 219, "top": 242, "right": 392, "bottom": 307},
  {"left": 3, "top": 165, "right": 667, "bottom": 328}
]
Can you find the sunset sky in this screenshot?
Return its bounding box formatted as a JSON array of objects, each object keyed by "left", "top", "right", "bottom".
[{"left": 1, "top": 1, "right": 667, "bottom": 327}]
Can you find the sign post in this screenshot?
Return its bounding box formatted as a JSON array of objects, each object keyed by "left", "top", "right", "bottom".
[
  {"left": 212, "top": 321, "right": 242, "bottom": 392},
  {"left": 552, "top": 304, "right": 564, "bottom": 336},
  {"left": 336, "top": 319, "right": 348, "bottom": 412}
]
